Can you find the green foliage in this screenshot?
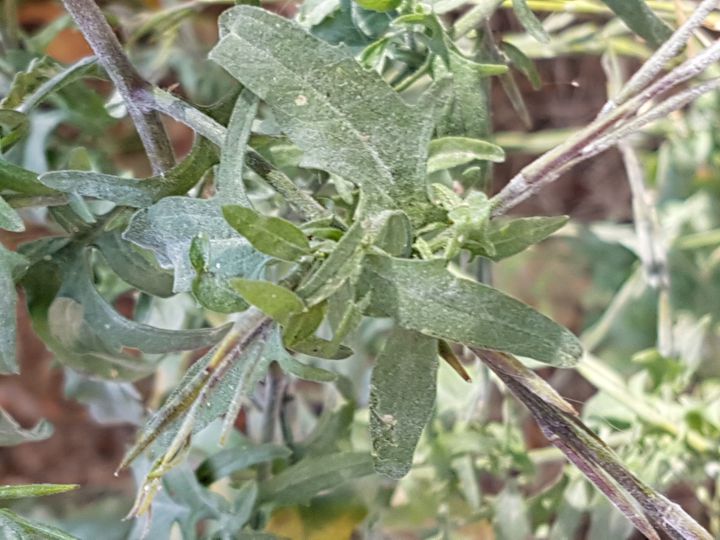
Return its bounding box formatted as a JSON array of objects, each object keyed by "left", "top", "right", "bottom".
[{"left": 2, "top": 0, "right": 719, "bottom": 537}]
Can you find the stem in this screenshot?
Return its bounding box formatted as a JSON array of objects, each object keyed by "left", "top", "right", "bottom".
[
  {"left": 60, "top": 0, "right": 174, "bottom": 174},
  {"left": 473, "top": 349, "right": 713, "bottom": 540},
  {"left": 608, "top": 0, "right": 720, "bottom": 110}
]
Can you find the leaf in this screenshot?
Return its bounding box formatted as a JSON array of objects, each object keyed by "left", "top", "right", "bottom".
[
  {"left": 278, "top": 354, "right": 338, "bottom": 382},
  {"left": 123, "top": 197, "right": 264, "bottom": 293},
  {"left": 217, "top": 89, "right": 258, "bottom": 206},
  {"left": 121, "top": 315, "right": 274, "bottom": 469},
  {"left": 196, "top": 442, "right": 292, "bottom": 485},
  {"left": 0, "top": 195, "right": 24, "bottom": 232},
  {"left": 190, "top": 234, "right": 262, "bottom": 314},
  {"left": 0, "top": 158, "right": 57, "bottom": 195},
  {"left": 283, "top": 302, "right": 326, "bottom": 347},
  {"left": 501, "top": 41, "right": 541, "bottom": 90},
  {"left": 95, "top": 230, "right": 175, "bottom": 298},
  {"left": 22, "top": 249, "right": 231, "bottom": 381},
  {"left": 223, "top": 206, "right": 310, "bottom": 262},
  {"left": 353, "top": 0, "right": 400, "bottom": 13},
  {"left": 232, "top": 279, "right": 305, "bottom": 324},
  {"left": 0, "top": 408, "right": 52, "bottom": 447},
  {"left": 0, "top": 244, "right": 26, "bottom": 374},
  {"left": 427, "top": 136, "right": 505, "bottom": 174},
  {"left": 370, "top": 327, "right": 438, "bottom": 478},
  {"left": 0, "top": 484, "right": 78, "bottom": 500},
  {"left": 63, "top": 369, "right": 144, "bottom": 425},
  {"left": 512, "top": 0, "right": 550, "bottom": 43},
  {"left": 210, "top": 6, "right": 450, "bottom": 224},
  {"left": 358, "top": 254, "right": 583, "bottom": 367},
  {"left": 433, "top": 51, "right": 494, "bottom": 187},
  {"left": 0, "top": 109, "right": 28, "bottom": 151},
  {"left": 600, "top": 0, "right": 673, "bottom": 48},
  {"left": 0, "top": 509, "right": 79, "bottom": 540},
  {"left": 0, "top": 56, "right": 56, "bottom": 109},
  {"left": 286, "top": 335, "right": 354, "bottom": 360},
  {"left": 494, "top": 481, "right": 532, "bottom": 540},
  {"left": 39, "top": 138, "right": 219, "bottom": 207},
  {"left": 369, "top": 210, "right": 413, "bottom": 257},
  {"left": 466, "top": 215, "right": 569, "bottom": 261},
  {"left": 296, "top": 220, "right": 366, "bottom": 306},
  {"left": 259, "top": 452, "right": 374, "bottom": 506}
]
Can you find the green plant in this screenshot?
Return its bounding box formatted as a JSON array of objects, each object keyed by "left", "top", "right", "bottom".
[{"left": 2, "top": 0, "right": 720, "bottom": 538}]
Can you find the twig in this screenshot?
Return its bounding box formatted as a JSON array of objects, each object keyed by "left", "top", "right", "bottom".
[
  {"left": 473, "top": 349, "right": 713, "bottom": 540},
  {"left": 60, "top": 0, "right": 175, "bottom": 174},
  {"left": 607, "top": 0, "right": 720, "bottom": 110}
]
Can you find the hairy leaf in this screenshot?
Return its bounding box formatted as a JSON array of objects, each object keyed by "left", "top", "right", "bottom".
[
  {"left": 427, "top": 136, "right": 505, "bottom": 173},
  {"left": 217, "top": 89, "right": 258, "bottom": 206},
  {"left": 0, "top": 245, "right": 26, "bottom": 374},
  {"left": 210, "top": 6, "right": 450, "bottom": 224},
  {"left": 0, "top": 408, "right": 52, "bottom": 446},
  {"left": 223, "top": 205, "right": 310, "bottom": 262},
  {"left": 359, "top": 254, "right": 582, "bottom": 366},
  {"left": 600, "top": 0, "right": 673, "bottom": 48},
  {"left": 466, "top": 215, "right": 569, "bottom": 261},
  {"left": 0, "top": 158, "right": 57, "bottom": 195},
  {"left": 370, "top": 327, "right": 438, "bottom": 478},
  {"left": 123, "top": 197, "right": 264, "bottom": 292},
  {"left": 0, "top": 509, "right": 78, "bottom": 540},
  {"left": 296, "top": 220, "right": 366, "bottom": 306},
  {"left": 196, "top": 442, "right": 291, "bottom": 485},
  {"left": 259, "top": 452, "right": 374, "bottom": 506},
  {"left": 95, "top": 230, "right": 175, "bottom": 298},
  {"left": 232, "top": 279, "right": 305, "bottom": 323},
  {"left": 22, "top": 250, "right": 230, "bottom": 380},
  {"left": 39, "top": 138, "right": 219, "bottom": 207},
  {"left": 0, "top": 196, "right": 23, "bottom": 232}
]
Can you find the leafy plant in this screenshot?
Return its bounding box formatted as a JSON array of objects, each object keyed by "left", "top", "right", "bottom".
[{"left": 2, "top": 0, "right": 720, "bottom": 538}]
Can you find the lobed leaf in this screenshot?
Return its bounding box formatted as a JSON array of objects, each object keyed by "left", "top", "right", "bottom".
[
  {"left": 0, "top": 408, "right": 52, "bottom": 447},
  {"left": 210, "top": 6, "right": 450, "bottom": 224}
]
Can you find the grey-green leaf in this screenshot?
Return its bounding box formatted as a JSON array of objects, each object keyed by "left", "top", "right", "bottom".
[
  {"left": 210, "top": 6, "right": 449, "bottom": 224},
  {"left": 295, "top": 219, "right": 366, "bottom": 306},
  {"left": 0, "top": 509, "right": 79, "bottom": 540},
  {"left": 258, "top": 452, "right": 373, "bottom": 506},
  {"left": 0, "top": 245, "right": 26, "bottom": 374},
  {"left": 217, "top": 89, "right": 258, "bottom": 205},
  {"left": 358, "top": 254, "right": 582, "bottom": 367},
  {"left": 123, "top": 197, "right": 262, "bottom": 292},
  {"left": 196, "top": 442, "right": 291, "bottom": 485},
  {"left": 0, "top": 408, "right": 52, "bottom": 447},
  {"left": 39, "top": 138, "right": 219, "bottom": 208},
  {"left": 466, "top": 215, "right": 569, "bottom": 261},
  {"left": 370, "top": 327, "right": 437, "bottom": 478},
  {"left": 600, "top": 0, "right": 673, "bottom": 48},
  {"left": 223, "top": 205, "right": 310, "bottom": 262},
  {"left": 427, "top": 136, "right": 505, "bottom": 173},
  {"left": 0, "top": 195, "right": 23, "bottom": 232},
  {"left": 512, "top": 0, "right": 550, "bottom": 43}
]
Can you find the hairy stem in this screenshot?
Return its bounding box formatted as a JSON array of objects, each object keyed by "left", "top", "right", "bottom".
[{"left": 60, "top": 0, "right": 174, "bottom": 174}]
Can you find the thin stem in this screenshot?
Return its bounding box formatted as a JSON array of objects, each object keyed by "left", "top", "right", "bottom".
[
  {"left": 60, "top": 0, "right": 174, "bottom": 174},
  {"left": 608, "top": 0, "right": 720, "bottom": 110},
  {"left": 473, "top": 349, "right": 713, "bottom": 540}
]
